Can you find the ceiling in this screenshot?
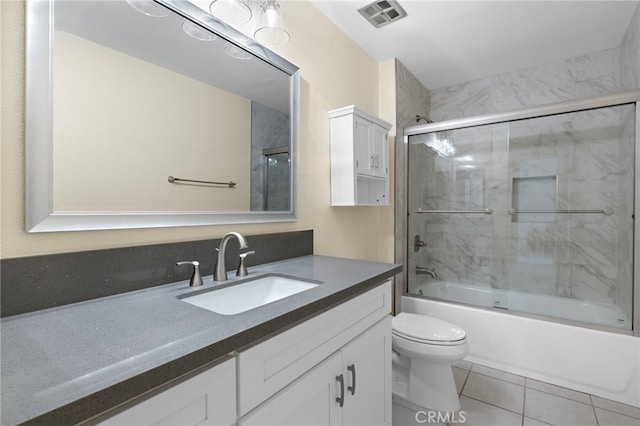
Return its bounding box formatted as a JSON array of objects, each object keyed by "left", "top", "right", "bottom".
[{"left": 309, "top": 0, "right": 639, "bottom": 90}]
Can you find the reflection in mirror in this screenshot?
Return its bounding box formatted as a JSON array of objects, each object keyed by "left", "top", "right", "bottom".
[
  {"left": 251, "top": 102, "right": 290, "bottom": 211},
  {"left": 25, "top": 0, "right": 299, "bottom": 232}
]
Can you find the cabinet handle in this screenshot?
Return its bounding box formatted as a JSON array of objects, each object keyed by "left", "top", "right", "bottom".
[
  {"left": 375, "top": 154, "right": 380, "bottom": 169},
  {"left": 336, "top": 374, "right": 345, "bottom": 407},
  {"left": 370, "top": 154, "right": 375, "bottom": 169},
  {"left": 347, "top": 364, "right": 356, "bottom": 395}
]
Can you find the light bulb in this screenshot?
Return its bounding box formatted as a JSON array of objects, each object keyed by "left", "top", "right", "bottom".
[{"left": 209, "top": 0, "right": 252, "bottom": 25}]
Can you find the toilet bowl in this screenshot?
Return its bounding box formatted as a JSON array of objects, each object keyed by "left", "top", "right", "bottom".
[{"left": 391, "top": 312, "right": 468, "bottom": 412}]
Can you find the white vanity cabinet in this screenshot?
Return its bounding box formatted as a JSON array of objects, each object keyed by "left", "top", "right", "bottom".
[
  {"left": 95, "top": 281, "right": 392, "bottom": 426},
  {"left": 238, "top": 352, "right": 343, "bottom": 426},
  {"left": 239, "top": 318, "right": 390, "bottom": 426},
  {"left": 237, "top": 281, "right": 392, "bottom": 426},
  {"left": 329, "top": 106, "right": 393, "bottom": 206},
  {"left": 98, "top": 357, "right": 236, "bottom": 426}
]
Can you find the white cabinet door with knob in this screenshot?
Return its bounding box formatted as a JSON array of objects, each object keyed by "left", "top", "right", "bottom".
[
  {"left": 342, "top": 318, "right": 391, "bottom": 426},
  {"left": 354, "top": 115, "right": 376, "bottom": 177},
  {"left": 238, "top": 317, "right": 391, "bottom": 426},
  {"left": 354, "top": 116, "right": 388, "bottom": 179},
  {"left": 329, "top": 106, "right": 392, "bottom": 206},
  {"left": 238, "top": 353, "right": 343, "bottom": 426}
]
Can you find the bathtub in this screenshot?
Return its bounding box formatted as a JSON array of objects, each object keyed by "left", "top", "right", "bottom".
[
  {"left": 402, "top": 294, "right": 640, "bottom": 408},
  {"left": 411, "top": 280, "right": 631, "bottom": 329}
]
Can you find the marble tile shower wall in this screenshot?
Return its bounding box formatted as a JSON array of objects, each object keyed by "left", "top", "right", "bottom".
[
  {"left": 620, "top": 3, "right": 640, "bottom": 91},
  {"left": 429, "top": 47, "right": 621, "bottom": 122},
  {"left": 618, "top": 105, "right": 636, "bottom": 320},
  {"left": 617, "top": 3, "right": 640, "bottom": 320},
  {"left": 395, "top": 60, "right": 431, "bottom": 308}
]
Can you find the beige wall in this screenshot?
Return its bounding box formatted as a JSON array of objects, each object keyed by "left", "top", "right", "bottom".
[
  {"left": 0, "top": 0, "right": 396, "bottom": 262},
  {"left": 53, "top": 31, "right": 251, "bottom": 212}
]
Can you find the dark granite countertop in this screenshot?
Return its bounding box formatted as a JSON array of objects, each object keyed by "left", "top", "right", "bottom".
[{"left": 1, "top": 255, "right": 401, "bottom": 425}]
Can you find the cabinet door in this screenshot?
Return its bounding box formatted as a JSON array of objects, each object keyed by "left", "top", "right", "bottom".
[
  {"left": 239, "top": 353, "right": 343, "bottom": 426},
  {"left": 354, "top": 116, "right": 375, "bottom": 176},
  {"left": 237, "top": 279, "right": 392, "bottom": 415},
  {"left": 342, "top": 318, "right": 391, "bottom": 426},
  {"left": 100, "top": 358, "right": 236, "bottom": 426},
  {"left": 372, "top": 124, "right": 388, "bottom": 178}
]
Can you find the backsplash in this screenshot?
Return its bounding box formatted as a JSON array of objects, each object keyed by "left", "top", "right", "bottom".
[{"left": 1, "top": 230, "right": 313, "bottom": 317}]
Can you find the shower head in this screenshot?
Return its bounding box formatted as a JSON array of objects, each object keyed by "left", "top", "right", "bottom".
[{"left": 416, "top": 114, "right": 433, "bottom": 124}]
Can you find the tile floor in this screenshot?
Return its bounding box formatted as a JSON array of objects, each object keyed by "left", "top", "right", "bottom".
[{"left": 392, "top": 360, "right": 640, "bottom": 426}]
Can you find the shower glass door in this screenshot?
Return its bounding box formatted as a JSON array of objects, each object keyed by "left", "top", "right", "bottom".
[
  {"left": 264, "top": 152, "right": 291, "bottom": 211},
  {"left": 407, "top": 122, "right": 510, "bottom": 307},
  {"left": 407, "top": 103, "right": 635, "bottom": 330}
]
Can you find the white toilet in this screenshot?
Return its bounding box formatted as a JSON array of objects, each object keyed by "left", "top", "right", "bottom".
[{"left": 391, "top": 312, "right": 468, "bottom": 412}]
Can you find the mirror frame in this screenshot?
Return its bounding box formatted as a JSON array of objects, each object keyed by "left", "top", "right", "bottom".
[{"left": 25, "top": 0, "right": 300, "bottom": 232}]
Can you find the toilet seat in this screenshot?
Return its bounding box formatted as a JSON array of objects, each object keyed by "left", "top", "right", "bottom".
[{"left": 392, "top": 312, "right": 466, "bottom": 345}]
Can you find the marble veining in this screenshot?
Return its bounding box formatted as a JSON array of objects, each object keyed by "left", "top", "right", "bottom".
[
  {"left": 430, "top": 48, "right": 622, "bottom": 122},
  {"left": 394, "top": 59, "right": 431, "bottom": 312},
  {"left": 620, "top": 4, "right": 640, "bottom": 91}
]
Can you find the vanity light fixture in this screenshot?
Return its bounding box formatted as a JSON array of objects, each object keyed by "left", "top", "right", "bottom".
[
  {"left": 129, "top": 0, "right": 289, "bottom": 58},
  {"left": 209, "top": 0, "right": 253, "bottom": 25},
  {"left": 254, "top": 0, "right": 290, "bottom": 48},
  {"left": 125, "top": 0, "right": 170, "bottom": 17},
  {"left": 225, "top": 42, "right": 253, "bottom": 60},
  {"left": 182, "top": 20, "right": 217, "bottom": 41}
]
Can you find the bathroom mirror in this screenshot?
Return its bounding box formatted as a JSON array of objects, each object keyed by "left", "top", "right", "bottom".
[{"left": 25, "top": 0, "right": 299, "bottom": 232}]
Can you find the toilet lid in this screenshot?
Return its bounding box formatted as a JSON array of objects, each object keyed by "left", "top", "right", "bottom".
[{"left": 392, "top": 312, "right": 466, "bottom": 343}]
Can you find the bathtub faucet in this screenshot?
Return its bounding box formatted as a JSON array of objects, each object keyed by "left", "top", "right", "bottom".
[{"left": 416, "top": 266, "right": 438, "bottom": 279}]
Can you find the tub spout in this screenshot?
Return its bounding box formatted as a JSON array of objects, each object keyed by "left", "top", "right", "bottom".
[{"left": 416, "top": 266, "right": 438, "bottom": 279}]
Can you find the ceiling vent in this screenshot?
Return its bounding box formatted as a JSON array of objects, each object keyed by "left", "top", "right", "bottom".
[{"left": 358, "top": 0, "right": 407, "bottom": 28}]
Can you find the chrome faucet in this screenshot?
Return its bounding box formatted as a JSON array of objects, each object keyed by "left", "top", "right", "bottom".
[
  {"left": 414, "top": 235, "right": 426, "bottom": 252},
  {"left": 416, "top": 266, "right": 438, "bottom": 279},
  {"left": 214, "top": 232, "right": 249, "bottom": 281}
]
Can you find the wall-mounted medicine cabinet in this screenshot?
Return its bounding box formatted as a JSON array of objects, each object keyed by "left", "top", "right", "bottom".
[{"left": 329, "top": 106, "right": 392, "bottom": 206}]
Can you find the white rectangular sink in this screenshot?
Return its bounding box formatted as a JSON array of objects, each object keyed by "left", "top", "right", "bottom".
[{"left": 180, "top": 274, "right": 320, "bottom": 315}]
